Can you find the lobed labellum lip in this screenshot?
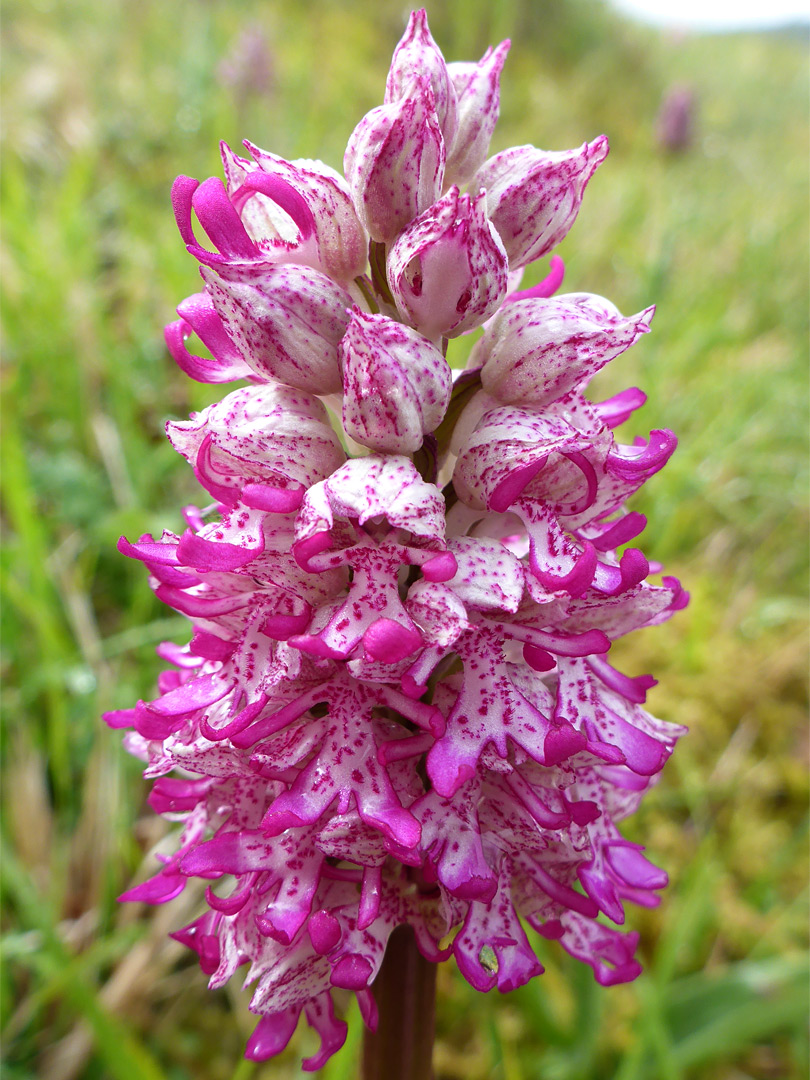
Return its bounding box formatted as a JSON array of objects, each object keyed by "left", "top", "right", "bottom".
[
  {"left": 309, "top": 910, "right": 342, "bottom": 954},
  {"left": 241, "top": 482, "right": 305, "bottom": 513},
  {"left": 362, "top": 618, "right": 424, "bottom": 663},
  {"left": 230, "top": 171, "right": 317, "bottom": 240},
  {"left": 503, "top": 254, "right": 565, "bottom": 305},
  {"left": 118, "top": 534, "right": 180, "bottom": 566},
  {"left": 330, "top": 954, "right": 374, "bottom": 991},
  {"left": 190, "top": 176, "right": 261, "bottom": 260},
  {"left": 489, "top": 458, "right": 548, "bottom": 513},
  {"left": 419, "top": 550, "right": 458, "bottom": 582}
]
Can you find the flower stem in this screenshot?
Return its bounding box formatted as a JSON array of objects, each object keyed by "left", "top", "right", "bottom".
[{"left": 362, "top": 925, "right": 437, "bottom": 1080}]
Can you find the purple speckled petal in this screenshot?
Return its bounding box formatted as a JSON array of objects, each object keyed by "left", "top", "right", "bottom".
[
  {"left": 345, "top": 77, "right": 445, "bottom": 243},
  {"left": 385, "top": 9, "right": 458, "bottom": 147},
  {"left": 406, "top": 580, "right": 469, "bottom": 647},
  {"left": 476, "top": 137, "right": 609, "bottom": 269},
  {"left": 245, "top": 1009, "right": 301, "bottom": 1063},
  {"left": 445, "top": 40, "right": 510, "bottom": 187},
  {"left": 452, "top": 405, "right": 598, "bottom": 513},
  {"left": 477, "top": 293, "right": 654, "bottom": 407},
  {"left": 166, "top": 384, "right": 345, "bottom": 504},
  {"left": 239, "top": 144, "right": 368, "bottom": 281},
  {"left": 296, "top": 456, "right": 448, "bottom": 545},
  {"left": 387, "top": 187, "right": 508, "bottom": 340},
  {"left": 340, "top": 310, "right": 452, "bottom": 453},
  {"left": 201, "top": 264, "right": 350, "bottom": 394},
  {"left": 445, "top": 535, "right": 524, "bottom": 613}
]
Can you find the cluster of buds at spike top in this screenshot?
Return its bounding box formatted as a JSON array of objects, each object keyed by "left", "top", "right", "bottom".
[{"left": 109, "top": 9, "right": 687, "bottom": 1072}]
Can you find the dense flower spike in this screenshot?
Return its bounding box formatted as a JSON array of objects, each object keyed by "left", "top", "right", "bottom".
[{"left": 110, "top": 10, "right": 686, "bottom": 1072}]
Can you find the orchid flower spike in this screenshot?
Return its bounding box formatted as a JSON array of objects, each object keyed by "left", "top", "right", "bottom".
[{"left": 110, "top": 8, "right": 687, "bottom": 1073}]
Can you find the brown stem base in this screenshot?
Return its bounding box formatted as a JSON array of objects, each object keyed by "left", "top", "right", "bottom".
[{"left": 361, "top": 925, "right": 437, "bottom": 1080}]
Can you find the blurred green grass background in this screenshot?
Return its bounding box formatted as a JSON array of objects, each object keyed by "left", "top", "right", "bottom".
[{"left": 1, "top": 1, "right": 807, "bottom": 1077}]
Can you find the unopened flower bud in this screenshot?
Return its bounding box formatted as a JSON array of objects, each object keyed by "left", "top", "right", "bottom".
[
  {"left": 340, "top": 309, "right": 452, "bottom": 454},
  {"left": 385, "top": 8, "right": 458, "bottom": 147},
  {"left": 387, "top": 186, "right": 508, "bottom": 340},
  {"left": 344, "top": 77, "right": 445, "bottom": 243},
  {"left": 201, "top": 264, "right": 351, "bottom": 395},
  {"left": 476, "top": 136, "right": 609, "bottom": 269},
  {"left": 445, "top": 40, "right": 510, "bottom": 188},
  {"left": 477, "top": 293, "right": 655, "bottom": 407}
]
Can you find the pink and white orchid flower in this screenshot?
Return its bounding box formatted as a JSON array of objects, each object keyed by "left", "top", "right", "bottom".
[{"left": 109, "top": 9, "right": 687, "bottom": 1072}]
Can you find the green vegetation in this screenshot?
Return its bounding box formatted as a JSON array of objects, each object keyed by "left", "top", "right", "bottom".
[{"left": 2, "top": 1, "right": 807, "bottom": 1077}]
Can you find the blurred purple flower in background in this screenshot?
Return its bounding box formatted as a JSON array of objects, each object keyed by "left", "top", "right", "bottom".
[
  {"left": 217, "top": 22, "right": 276, "bottom": 107},
  {"left": 109, "top": 9, "right": 687, "bottom": 1071},
  {"left": 656, "top": 83, "right": 695, "bottom": 152}
]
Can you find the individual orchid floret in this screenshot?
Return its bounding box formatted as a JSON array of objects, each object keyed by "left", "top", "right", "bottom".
[
  {"left": 386, "top": 187, "right": 508, "bottom": 340},
  {"left": 166, "top": 383, "right": 345, "bottom": 509},
  {"left": 444, "top": 40, "right": 510, "bottom": 188},
  {"left": 385, "top": 9, "right": 458, "bottom": 148},
  {"left": 340, "top": 309, "right": 452, "bottom": 453},
  {"left": 452, "top": 400, "right": 676, "bottom": 596},
  {"left": 234, "top": 144, "right": 369, "bottom": 281},
  {"left": 174, "top": 144, "right": 367, "bottom": 283},
  {"left": 290, "top": 458, "right": 455, "bottom": 663},
  {"left": 164, "top": 291, "right": 256, "bottom": 385},
  {"left": 414, "top": 616, "right": 611, "bottom": 796},
  {"left": 452, "top": 403, "right": 611, "bottom": 518},
  {"left": 295, "top": 455, "right": 449, "bottom": 547},
  {"left": 475, "top": 293, "right": 655, "bottom": 407},
  {"left": 291, "top": 535, "right": 428, "bottom": 664},
  {"left": 453, "top": 866, "right": 544, "bottom": 992},
  {"left": 475, "top": 137, "right": 609, "bottom": 269},
  {"left": 200, "top": 263, "right": 351, "bottom": 394},
  {"left": 227, "top": 671, "right": 438, "bottom": 849},
  {"left": 344, "top": 77, "right": 445, "bottom": 244}
]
